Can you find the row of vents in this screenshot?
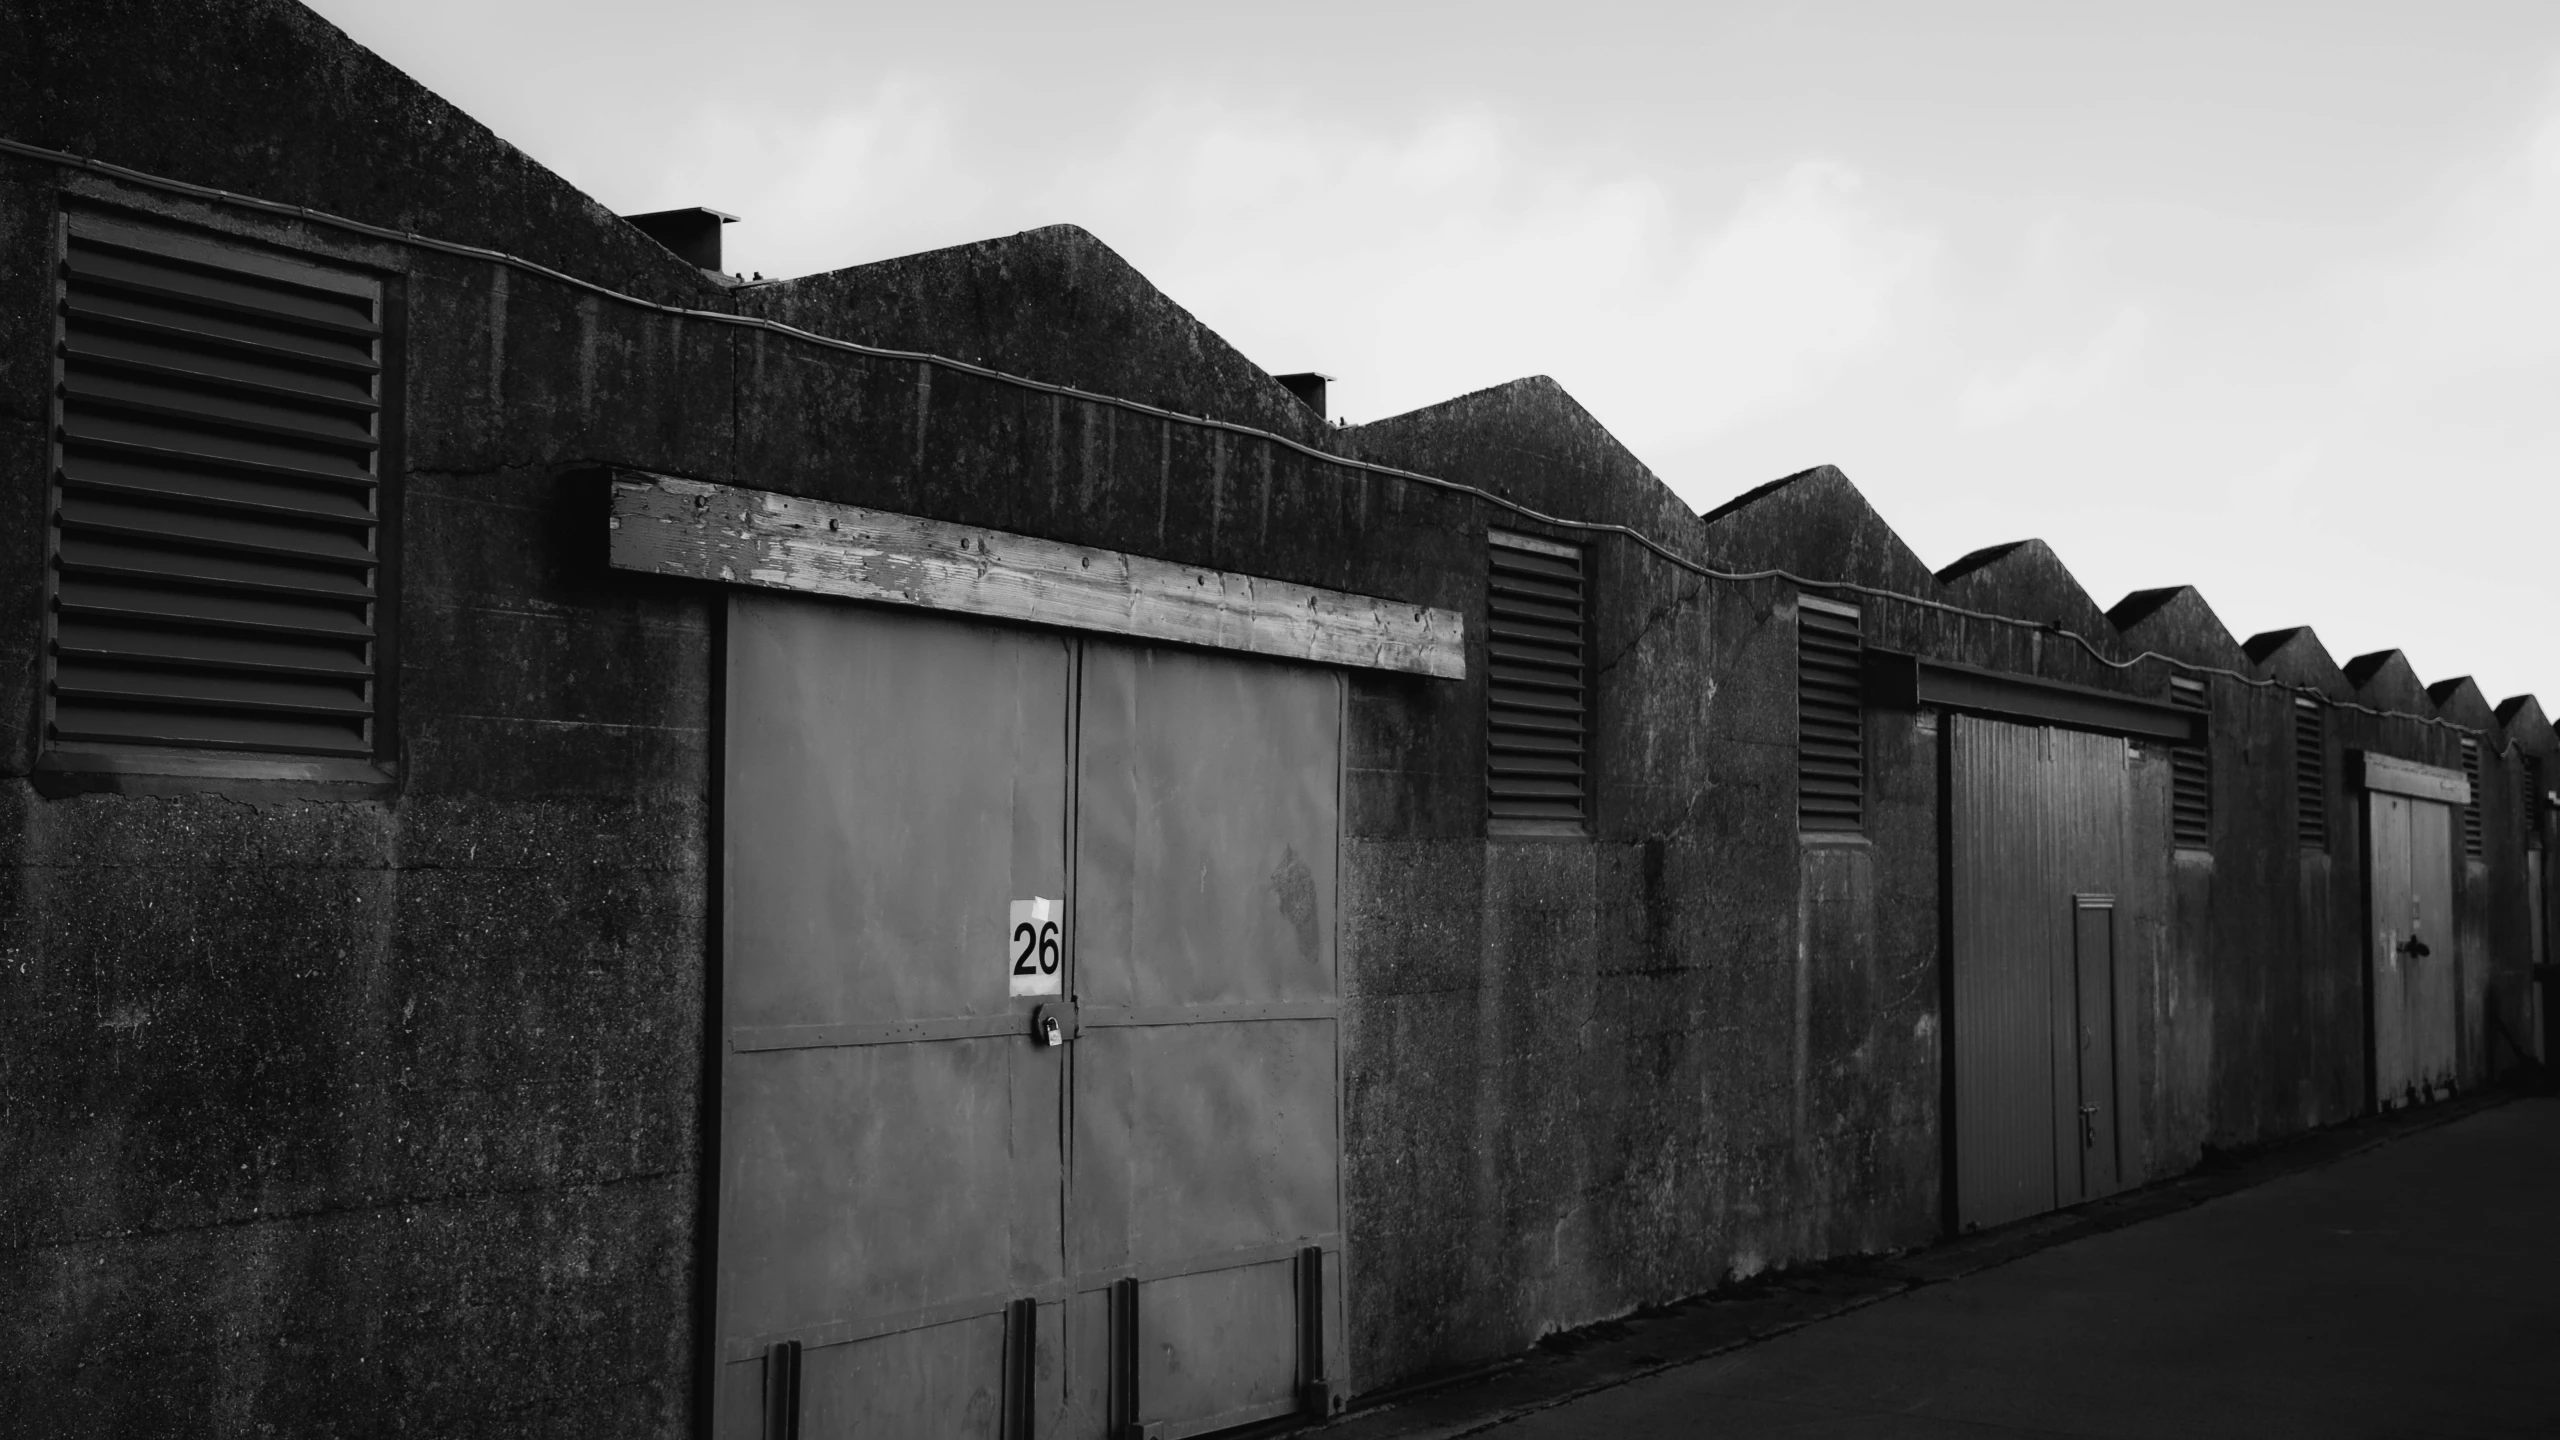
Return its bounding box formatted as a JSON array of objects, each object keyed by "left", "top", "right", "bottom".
[{"left": 45, "top": 215, "right": 2557, "bottom": 854}]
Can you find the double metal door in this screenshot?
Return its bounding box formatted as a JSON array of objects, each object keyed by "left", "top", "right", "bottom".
[
  {"left": 2366, "top": 791, "right": 2456, "bottom": 1108},
  {"left": 712, "top": 596, "right": 1344, "bottom": 1438}
]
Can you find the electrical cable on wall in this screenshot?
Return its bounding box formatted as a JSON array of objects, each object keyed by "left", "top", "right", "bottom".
[{"left": 0, "top": 136, "right": 2493, "bottom": 738}]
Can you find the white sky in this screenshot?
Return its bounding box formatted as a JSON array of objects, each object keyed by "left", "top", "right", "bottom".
[{"left": 309, "top": 0, "right": 2560, "bottom": 706}]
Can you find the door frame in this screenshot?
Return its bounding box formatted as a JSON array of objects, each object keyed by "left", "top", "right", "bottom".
[{"left": 2351, "top": 750, "right": 2469, "bottom": 1114}]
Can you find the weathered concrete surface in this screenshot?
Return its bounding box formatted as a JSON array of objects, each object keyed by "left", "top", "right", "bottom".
[
  {"left": 2, "top": 2, "right": 2554, "bottom": 1431},
  {"left": 1477, "top": 1096, "right": 2560, "bottom": 1438}
]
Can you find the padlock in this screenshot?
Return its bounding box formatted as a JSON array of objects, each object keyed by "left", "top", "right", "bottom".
[{"left": 1040, "top": 1013, "right": 1064, "bottom": 1047}]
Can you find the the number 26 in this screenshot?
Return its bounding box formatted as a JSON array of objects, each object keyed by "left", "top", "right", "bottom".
[{"left": 1012, "top": 920, "right": 1061, "bottom": 976}]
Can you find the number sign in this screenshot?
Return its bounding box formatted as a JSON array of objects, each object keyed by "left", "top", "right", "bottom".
[{"left": 1008, "top": 897, "right": 1063, "bottom": 997}]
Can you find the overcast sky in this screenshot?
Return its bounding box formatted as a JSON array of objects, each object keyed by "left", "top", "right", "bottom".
[{"left": 310, "top": 0, "right": 2560, "bottom": 707}]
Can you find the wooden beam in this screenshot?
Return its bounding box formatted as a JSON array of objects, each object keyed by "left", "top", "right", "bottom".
[
  {"left": 2353, "top": 751, "right": 2470, "bottom": 805},
  {"left": 608, "top": 472, "right": 1467, "bottom": 680}
]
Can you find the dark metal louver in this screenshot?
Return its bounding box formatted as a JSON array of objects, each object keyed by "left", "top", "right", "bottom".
[
  {"left": 1796, "top": 597, "right": 1862, "bottom": 832},
  {"left": 1486, "top": 530, "right": 1587, "bottom": 826},
  {"left": 49, "top": 215, "right": 384, "bottom": 758},
  {"left": 2460, "top": 738, "right": 2484, "bottom": 858},
  {"left": 2293, "top": 696, "right": 2327, "bottom": 849},
  {"left": 2170, "top": 676, "right": 2210, "bottom": 849}
]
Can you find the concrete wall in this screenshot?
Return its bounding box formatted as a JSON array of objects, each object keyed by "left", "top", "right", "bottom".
[{"left": 1, "top": 1, "right": 2554, "bottom": 1432}]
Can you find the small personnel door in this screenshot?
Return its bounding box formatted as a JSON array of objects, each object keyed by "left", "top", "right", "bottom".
[
  {"left": 2071, "top": 898, "right": 2119, "bottom": 1198},
  {"left": 2367, "top": 789, "right": 2457, "bottom": 1108},
  {"left": 713, "top": 596, "right": 1344, "bottom": 1440}
]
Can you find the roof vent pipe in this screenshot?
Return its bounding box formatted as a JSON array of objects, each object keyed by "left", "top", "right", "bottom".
[
  {"left": 1275, "top": 372, "right": 1332, "bottom": 420},
  {"left": 621, "top": 207, "right": 738, "bottom": 272}
]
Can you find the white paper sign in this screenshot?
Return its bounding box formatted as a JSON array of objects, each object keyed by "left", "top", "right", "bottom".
[{"left": 1008, "top": 897, "right": 1062, "bottom": 996}]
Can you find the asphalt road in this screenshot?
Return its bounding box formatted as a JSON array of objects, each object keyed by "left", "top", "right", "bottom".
[{"left": 1485, "top": 1098, "right": 2560, "bottom": 1439}]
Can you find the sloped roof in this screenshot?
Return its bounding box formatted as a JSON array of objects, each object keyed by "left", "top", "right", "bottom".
[
  {"left": 1346, "top": 375, "right": 1700, "bottom": 548},
  {"left": 1696, "top": 464, "right": 1937, "bottom": 596},
  {"left": 743, "top": 223, "right": 1333, "bottom": 445},
  {"left": 2496, "top": 695, "right": 2554, "bottom": 751},
  {"left": 0, "top": 0, "right": 706, "bottom": 301},
  {"left": 2107, "top": 585, "right": 2256, "bottom": 673},
  {"left": 2244, "top": 627, "right": 2354, "bottom": 697},
  {"left": 2426, "top": 677, "right": 2498, "bottom": 735},
  {"left": 1933, "top": 538, "right": 2119, "bottom": 643},
  {"left": 2346, "top": 649, "right": 2432, "bottom": 714}
]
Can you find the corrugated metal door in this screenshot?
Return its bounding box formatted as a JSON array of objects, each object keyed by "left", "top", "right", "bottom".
[
  {"left": 1949, "top": 715, "right": 2056, "bottom": 1229},
  {"left": 1949, "top": 716, "right": 2131, "bottom": 1229},
  {"left": 1066, "top": 641, "right": 1343, "bottom": 1439},
  {"left": 2366, "top": 791, "right": 2457, "bottom": 1108},
  {"left": 715, "top": 597, "right": 1072, "bottom": 1437}
]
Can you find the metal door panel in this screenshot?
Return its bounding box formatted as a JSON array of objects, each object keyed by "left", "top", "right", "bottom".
[
  {"left": 724, "top": 596, "right": 1070, "bottom": 1031},
  {"left": 1070, "top": 1020, "right": 1340, "bottom": 1275},
  {"left": 1950, "top": 716, "right": 2058, "bottom": 1229},
  {"left": 722, "top": 1040, "right": 1050, "bottom": 1339},
  {"left": 1060, "top": 1286, "right": 1114, "bottom": 1439},
  {"left": 1074, "top": 643, "right": 1338, "bottom": 1009},
  {"left": 717, "top": 596, "right": 1072, "bottom": 1437},
  {"left": 800, "top": 1314, "right": 1009, "bottom": 1439},
  {"left": 2410, "top": 799, "right": 2457, "bottom": 1097},
  {"left": 1140, "top": 1261, "right": 1304, "bottom": 1439},
  {"left": 1069, "top": 642, "right": 1343, "bottom": 1434},
  {"left": 2072, "top": 902, "right": 2120, "bottom": 1197},
  {"left": 2368, "top": 793, "right": 2413, "bottom": 1106}
]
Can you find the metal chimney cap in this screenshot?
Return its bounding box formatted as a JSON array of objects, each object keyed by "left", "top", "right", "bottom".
[
  {"left": 620, "top": 207, "right": 740, "bottom": 272},
  {"left": 1275, "top": 372, "right": 1334, "bottom": 419}
]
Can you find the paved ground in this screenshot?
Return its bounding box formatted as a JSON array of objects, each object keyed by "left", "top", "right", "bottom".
[{"left": 1471, "top": 1097, "right": 2560, "bottom": 1439}]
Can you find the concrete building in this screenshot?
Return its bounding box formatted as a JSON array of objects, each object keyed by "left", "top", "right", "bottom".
[{"left": 1, "top": 3, "right": 2551, "bottom": 1435}]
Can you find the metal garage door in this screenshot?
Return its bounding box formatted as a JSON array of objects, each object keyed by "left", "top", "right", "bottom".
[
  {"left": 1948, "top": 715, "right": 2133, "bottom": 1230},
  {"left": 711, "top": 596, "right": 1343, "bottom": 1439},
  {"left": 2367, "top": 790, "right": 2457, "bottom": 1108}
]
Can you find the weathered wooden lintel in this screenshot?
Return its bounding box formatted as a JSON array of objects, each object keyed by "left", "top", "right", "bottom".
[
  {"left": 607, "top": 472, "right": 1467, "bottom": 680},
  {"left": 2353, "top": 751, "right": 2471, "bottom": 805}
]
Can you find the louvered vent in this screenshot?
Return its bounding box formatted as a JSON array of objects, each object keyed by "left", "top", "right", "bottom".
[
  {"left": 1797, "top": 597, "right": 1862, "bottom": 832},
  {"left": 1486, "top": 530, "right": 1587, "bottom": 827},
  {"left": 2293, "top": 697, "right": 2327, "bottom": 849},
  {"left": 2460, "top": 738, "right": 2484, "bottom": 858},
  {"left": 2170, "top": 676, "right": 2210, "bottom": 849},
  {"left": 49, "top": 215, "right": 384, "bottom": 758}
]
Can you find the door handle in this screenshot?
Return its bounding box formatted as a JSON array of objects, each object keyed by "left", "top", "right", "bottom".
[{"left": 2079, "top": 1104, "right": 2099, "bottom": 1148}]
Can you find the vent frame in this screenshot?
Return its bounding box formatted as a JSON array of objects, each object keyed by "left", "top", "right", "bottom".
[
  {"left": 1485, "top": 528, "right": 1589, "bottom": 833},
  {"left": 1796, "top": 595, "right": 1863, "bottom": 834},
  {"left": 2169, "top": 675, "right": 2210, "bottom": 850},
  {"left": 2460, "top": 737, "right": 2484, "bottom": 859},
  {"left": 43, "top": 208, "right": 400, "bottom": 774},
  {"left": 2293, "top": 695, "right": 2328, "bottom": 850}
]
